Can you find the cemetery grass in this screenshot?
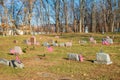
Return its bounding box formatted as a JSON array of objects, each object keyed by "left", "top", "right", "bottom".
[{"left": 0, "top": 33, "right": 120, "bottom": 80}]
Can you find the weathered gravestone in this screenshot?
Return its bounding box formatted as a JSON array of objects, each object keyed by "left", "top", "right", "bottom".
[
  {"left": 65, "top": 42, "right": 72, "bottom": 47},
  {"left": 79, "top": 40, "right": 87, "bottom": 44},
  {"left": 85, "top": 26, "right": 88, "bottom": 33},
  {"left": 106, "top": 37, "right": 113, "bottom": 44},
  {"left": 9, "top": 60, "right": 24, "bottom": 69},
  {"left": 0, "top": 58, "right": 24, "bottom": 68},
  {"left": 0, "top": 58, "right": 9, "bottom": 66},
  {"left": 89, "top": 37, "right": 96, "bottom": 44},
  {"left": 59, "top": 43, "right": 65, "bottom": 47},
  {"left": 30, "top": 36, "right": 37, "bottom": 45},
  {"left": 107, "top": 39, "right": 113, "bottom": 44},
  {"left": 68, "top": 53, "right": 79, "bottom": 61},
  {"left": 52, "top": 41, "right": 58, "bottom": 46},
  {"left": 14, "top": 46, "right": 23, "bottom": 55},
  {"left": 94, "top": 52, "right": 112, "bottom": 65},
  {"left": 43, "top": 42, "right": 49, "bottom": 47},
  {"left": 24, "top": 40, "right": 31, "bottom": 45}
]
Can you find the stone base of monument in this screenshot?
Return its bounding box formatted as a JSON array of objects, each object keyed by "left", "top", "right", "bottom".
[{"left": 94, "top": 60, "right": 112, "bottom": 65}]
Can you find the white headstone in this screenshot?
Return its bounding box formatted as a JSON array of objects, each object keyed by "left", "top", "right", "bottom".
[
  {"left": 0, "top": 58, "right": 10, "bottom": 66},
  {"left": 94, "top": 52, "right": 112, "bottom": 65},
  {"left": 52, "top": 42, "right": 58, "bottom": 46},
  {"left": 24, "top": 40, "right": 31, "bottom": 45},
  {"left": 9, "top": 60, "right": 24, "bottom": 68},
  {"left": 85, "top": 26, "right": 88, "bottom": 33},
  {"left": 79, "top": 40, "right": 87, "bottom": 44},
  {"left": 59, "top": 43, "right": 65, "bottom": 47},
  {"left": 89, "top": 37, "right": 96, "bottom": 44},
  {"left": 106, "top": 38, "right": 113, "bottom": 44},
  {"left": 14, "top": 46, "right": 23, "bottom": 55},
  {"left": 68, "top": 53, "right": 79, "bottom": 61},
  {"left": 65, "top": 42, "right": 72, "bottom": 47},
  {"left": 43, "top": 42, "right": 49, "bottom": 47},
  {"left": 14, "top": 61, "right": 24, "bottom": 69}
]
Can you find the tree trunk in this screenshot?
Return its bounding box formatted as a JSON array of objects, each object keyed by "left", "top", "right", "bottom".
[
  {"left": 91, "top": 3, "right": 96, "bottom": 32},
  {"left": 63, "top": 0, "right": 68, "bottom": 33},
  {"left": 79, "top": 0, "right": 85, "bottom": 33},
  {"left": 55, "top": 0, "right": 60, "bottom": 33}
]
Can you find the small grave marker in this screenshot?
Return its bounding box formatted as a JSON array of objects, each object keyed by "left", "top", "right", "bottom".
[
  {"left": 30, "top": 36, "right": 37, "bottom": 45},
  {"left": 94, "top": 52, "right": 112, "bottom": 65},
  {"left": 14, "top": 46, "right": 23, "bottom": 55}
]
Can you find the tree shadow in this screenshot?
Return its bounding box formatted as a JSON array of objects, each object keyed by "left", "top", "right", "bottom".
[{"left": 63, "top": 58, "right": 69, "bottom": 60}]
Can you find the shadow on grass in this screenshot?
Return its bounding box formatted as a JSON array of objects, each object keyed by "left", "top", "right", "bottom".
[
  {"left": 7, "top": 53, "right": 15, "bottom": 55},
  {"left": 37, "top": 54, "right": 46, "bottom": 59},
  {"left": 63, "top": 58, "right": 69, "bottom": 60},
  {"left": 86, "top": 60, "right": 94, "bottom": 63},
  {"left": 63, "top": 58, "right": 95, "bottom": 63}
]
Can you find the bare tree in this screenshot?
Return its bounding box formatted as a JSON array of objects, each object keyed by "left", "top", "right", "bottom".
[
  {"left": 91, "top": 0, "right": 97, "bottom": 32},
  {"left": 55, "top": 0, "right": 60, "bottom": 33},
  {"left": 79, "top": 0, "right": 85, "bottom": 33},
  {"left": 63, "top": 0, "right": 68, "bottom": 32}
]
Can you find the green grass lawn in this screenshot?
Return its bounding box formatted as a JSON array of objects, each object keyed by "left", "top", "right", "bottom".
[{"left": 0, "top": 33, "right": 120, "bottom": 80}]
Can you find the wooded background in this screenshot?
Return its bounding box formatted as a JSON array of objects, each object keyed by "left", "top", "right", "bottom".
[{"left": 0, "top": 0, "right": 120, "bottom": 33}]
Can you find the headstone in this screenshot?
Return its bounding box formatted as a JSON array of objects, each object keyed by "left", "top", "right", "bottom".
[
  {"left": 14, "top": 46, "right": 23, "bottom": 55},
  {"left": 94, "top": 52, "right": 112, "bottom": 65},
  {"left": 102, "top": 30, "right": 104, "bottom": 34},
  {"left": 0, "top": 58, "right": 10, "bottom": 66},
  {"left": 32, "top": 32, "right": 38, "bottom": 35},
  {"left": 52, "top": 42, "right": 58, "bottom": 46},
  {"left": 65, "top": 42, "right": 72, "bottom": 47},
  {"left": 30, "top": 36, "right": 37, "bottom": 45},
  {"left": 68, "top": 53, "right": 79, "bottom": 61},
  {"left": 43, "top": 42, "right": 49, "bottom": 47},
  {"left": 102, "top": 28, "right": 105, "bottom": 34},
  {"left": 89, "top": 37, "right": 96, "bottom": 44},
  {"left": 59, "top": 43, "right": 65, "bottom": 47},
  {"left": 26, "top": 40, "right": 31, "bottom": 45},
  {"left": 14, "top": 61, "right": 24, "bottom": 69},
  {"left": 85, "top": 26, "right": 88, "bottom": 33},
  {"left": 90, "top": 37, "right": 94, "bottom": 42},
  {"left": 118, "top": 28, "right": 120, "bottom": 32},
  {"left": 9, "top": 60, "right": 24, "bottom": 68},
  {"left": 9, "top": 60, "right": 16, "bottom": 67},
  {"left": 79, "top": 40, "right": 87, "bottom": 44},
  {"left": 106, "top": 36, "right": 113, "bottom": 44},
  {"left": 114, "top": 28, "right": 118, "bottom": 32}
]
